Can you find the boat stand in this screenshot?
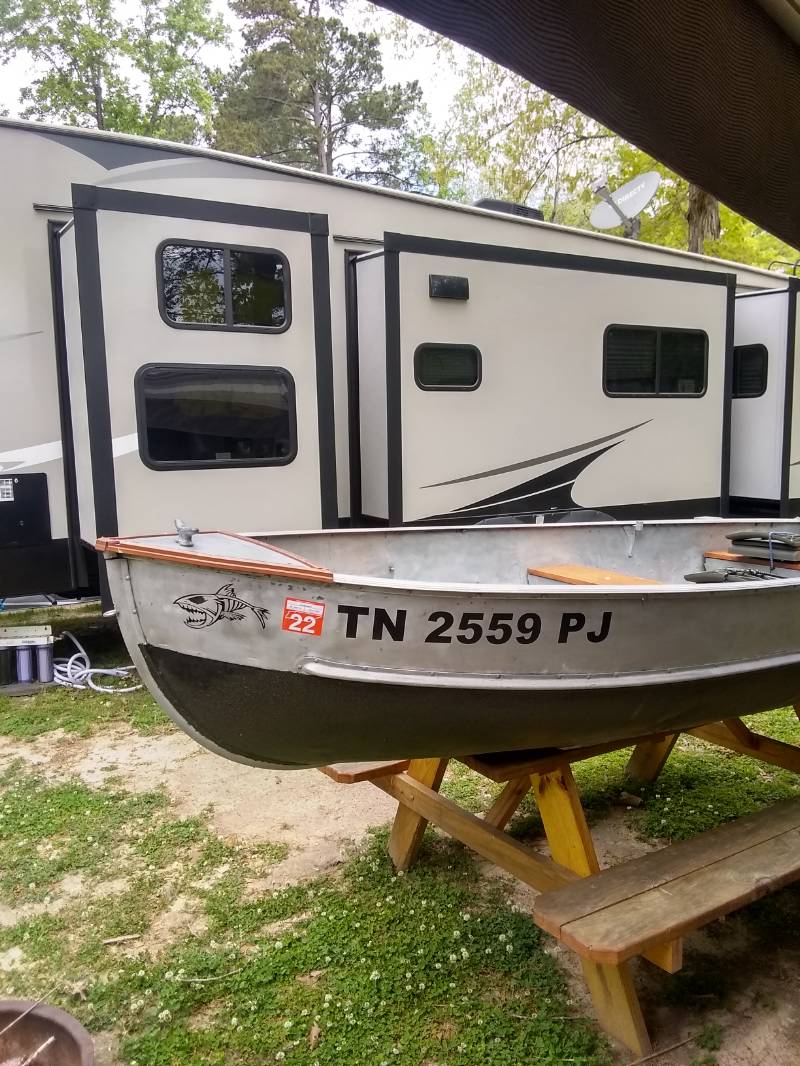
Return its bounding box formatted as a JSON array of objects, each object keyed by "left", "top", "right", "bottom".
[{"left": 321, "top": 710, "right": 800, "bottom": 1056}]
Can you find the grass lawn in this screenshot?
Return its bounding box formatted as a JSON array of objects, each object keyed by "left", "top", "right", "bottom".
[{"left": 1, "top": 604, "right": 799, "bottom": 1064}]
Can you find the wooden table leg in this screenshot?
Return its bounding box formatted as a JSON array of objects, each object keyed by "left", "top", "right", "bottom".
[
  {"left": 532, "top": 764, "right": 652, "bottom": 1056},
  {"left": 532, "top": 766, "right": 599, "bottom": 876},
  {"left": 625, "top": 733, "right": 679, "bottom": 787},
  {"left": 690, "top": 718, "right": 800, "bottom": 772},
  {"left": 388, "top": 758, "right": 448, "bottom": 871},
  {"left": 579, "top": 958, "right": 652, "bottom": 1057},
  {"left": 484, "top": 775, "right": 530, "bottom": 829}
]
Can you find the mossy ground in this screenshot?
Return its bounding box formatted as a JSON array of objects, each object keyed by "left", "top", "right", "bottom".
[{"left": 1, "top": 604, "right": 799, "bottom": 1063}]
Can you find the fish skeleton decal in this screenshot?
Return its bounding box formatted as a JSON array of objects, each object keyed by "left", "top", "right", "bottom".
[{"left": 174, "top": 583, "right": 270, "bottom": 630}]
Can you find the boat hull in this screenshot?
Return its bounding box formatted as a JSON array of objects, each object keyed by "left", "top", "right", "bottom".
[
  {"left": 102, "top": 523, "right": 800, "bottom": 769},
  {"left": 140, "top": 642, "right": 800, "bottom": 768}
]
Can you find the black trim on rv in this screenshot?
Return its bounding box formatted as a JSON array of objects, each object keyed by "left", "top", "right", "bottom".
[
  {"left": 344, "top": 251, "right": 363, "bottom": 524},
  {"left": 720, "top": 276, "right": 737, "bottom": 517},
  {"left": 780, "top": 280, "right": 799, "bottom": 516},
  {"left": 48, "top": 219, "right": 86, "bottom": 588}
]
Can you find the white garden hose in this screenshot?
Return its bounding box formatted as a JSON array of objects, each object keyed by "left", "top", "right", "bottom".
[{"left": 53, "top": 630, "right": 142, "bottom": 694}]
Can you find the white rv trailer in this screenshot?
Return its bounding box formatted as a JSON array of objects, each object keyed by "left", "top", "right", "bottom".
[{"left": 1, "top": 118, "right": 798, "bottom": 599}]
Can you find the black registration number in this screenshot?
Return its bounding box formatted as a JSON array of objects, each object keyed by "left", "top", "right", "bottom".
[{"left": 337, "top": 605, "right": 612, "bottom": 644}]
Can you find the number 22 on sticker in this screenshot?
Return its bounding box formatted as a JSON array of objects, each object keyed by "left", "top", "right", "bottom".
[{"left": 281, "top": 597, "right": 326, "bottom": 637}]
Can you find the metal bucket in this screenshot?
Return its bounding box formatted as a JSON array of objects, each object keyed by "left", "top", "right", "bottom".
[{"left": 0, "top": 1000, "right": 94, "bottom": 1065}]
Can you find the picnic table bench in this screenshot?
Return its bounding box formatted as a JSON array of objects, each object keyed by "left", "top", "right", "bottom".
[{"left": 321, "top": 711, "right": 800, "bottom": 1056}]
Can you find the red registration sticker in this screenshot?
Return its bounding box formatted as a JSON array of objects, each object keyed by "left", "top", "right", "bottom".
[{"left": 281, "top": 597, "right": 326, "bottom": 637}]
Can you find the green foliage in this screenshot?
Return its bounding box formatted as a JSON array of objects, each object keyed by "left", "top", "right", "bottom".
[
  {"left": 0, "top": 762, "right": 167, "bottom": 902},
  {"left": 635, "top": 712, "right": 800, "bottom": 841},
  {"left": 0, "top": 0, "right": 227, "bottom": 140},
  {"left": 695, "top": 1022, "right": 723, "bottom": 1051},
  {"left": 107, "top": 834, "right": 608, "bottom": 1066},
  {"left": 214, "top": 0, "right": 424, "bottom": 187},
  {"left": 416, "top": 53, "right": 613, "bottom": 216},
  {"left": 605, "top": 141, "right": 800, "bottom": 268}
]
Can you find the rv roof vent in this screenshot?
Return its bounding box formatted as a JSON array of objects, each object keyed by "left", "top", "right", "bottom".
[{"left": 473, "top": 198, "right": 544, "bottom": 222}]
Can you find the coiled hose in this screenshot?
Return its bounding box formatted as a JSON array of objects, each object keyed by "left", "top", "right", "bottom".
[{"left": 53, "top": 630, "right": 142, "bottom": 694}]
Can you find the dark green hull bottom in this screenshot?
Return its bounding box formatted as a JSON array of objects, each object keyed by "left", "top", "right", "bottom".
[{"left": 141, "top": 645, "right": 800, "bottom": 769}]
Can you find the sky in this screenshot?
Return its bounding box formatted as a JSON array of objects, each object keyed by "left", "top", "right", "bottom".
[{"left": 0, "top": 0, "right": 463, "bottom": 127}]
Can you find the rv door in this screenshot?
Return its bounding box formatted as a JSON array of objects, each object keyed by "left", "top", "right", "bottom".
[{"left": 69, "top": 186, "right": 336, "bottom": 541}]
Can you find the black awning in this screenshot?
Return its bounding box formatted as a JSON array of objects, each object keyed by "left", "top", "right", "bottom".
[{"left": 375, "top": 0, "right": 800, "bottom": 250}]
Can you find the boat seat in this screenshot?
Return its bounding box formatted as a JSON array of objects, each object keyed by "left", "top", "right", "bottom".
[
  {"left": 319, "top": 760, "right": 410, "bottom": 783},
  {"left": 704, "top": 550, "right": 800, "bottom": 571},
  {"left": 528, "top": 563, "right": 660, "bottom": 586},
  {"left": 533, "top": 798, "right": 800, "bottom": 965}
]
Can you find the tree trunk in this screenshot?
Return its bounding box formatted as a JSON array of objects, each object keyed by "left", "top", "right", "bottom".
[
  {"left": 308, "top": 0, "right": 328, "bottom": 173},
  {"left": 686, "top": 184, "right": 720, "bottom": 254},
  {"left": 549, "top": 148, "right": 561, "bottom": 222},
  {"left": 312, "top": 82, "right": 326, "bottom": 172},
  {"left": 93, "top": 75, "right": 105, "bottom": 129}
]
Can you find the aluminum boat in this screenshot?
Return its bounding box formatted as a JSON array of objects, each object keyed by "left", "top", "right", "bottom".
[{"left": 98, "top": 519, "right": 800, "bottom": 768}]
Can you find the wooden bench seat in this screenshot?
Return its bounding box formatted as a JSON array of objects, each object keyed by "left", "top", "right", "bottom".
[
  {"left": 534, "top": 798, "right": 800, "bottom": 965},
  {"left": 528, "top": 563, "right": 659, "bottom": 586},
  {"left": 319, "top": 760, "right": 410, "bottom": 783}
]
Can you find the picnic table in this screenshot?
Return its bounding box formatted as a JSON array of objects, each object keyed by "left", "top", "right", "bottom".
[{"left": 321, "top": 711, "right": 800, "bottom": 1056}]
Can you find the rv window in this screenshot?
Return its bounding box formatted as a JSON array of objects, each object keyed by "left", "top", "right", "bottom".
[
  {"left": 604, "top": 326, "right": 707, "bottom": 396},
  {"left": 135, "top": 364, "right": 297, "bottom": 469},
  {"left": 414, "top": 344, "right": 482, "bottom": 390},
  {"left": 161, "top": 245, "right": 225, "bottom": 325},
  {"left": 659, "top": 330, "right": 707, "bottom": 394},
  {"left": 604, "top": 327, "right": 657, "bottom": 393},
  {"left": 159, "top": 242, "right": 289, "bottom": 332},
  {"left": 733, "top": 343, "right": 768, "bottom": 398}
]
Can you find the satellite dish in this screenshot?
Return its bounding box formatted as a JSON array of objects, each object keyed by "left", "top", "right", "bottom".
[{"left": 589, "top": 171, "right": 661, "bottom": 239}]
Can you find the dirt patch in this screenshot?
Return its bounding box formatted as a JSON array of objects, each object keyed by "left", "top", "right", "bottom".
[
  {"left": 186, "top": 1001, "right": 223, "bottom": 1031},
  {"left": 92, "top": 1031, "right": 123, "bottom": 1066},
  {"left": 261, "top": 911, "right": 311, "bottom": 938},
  {"left": 140, "top": 894, "right": 209, "bottom": 958},
  {"left": 0, "top": 873, "right": 130, "bottom": 928},
  {"left": 0, "top": 947, "right": 25, "bottom": 972},
  {"left": 0, "top": 726, "right": 397, "bottom": 881}
]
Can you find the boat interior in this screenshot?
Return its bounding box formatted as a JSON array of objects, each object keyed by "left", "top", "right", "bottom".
[{"left": 269, "top": 519, "right": 800, "bottom": 588}]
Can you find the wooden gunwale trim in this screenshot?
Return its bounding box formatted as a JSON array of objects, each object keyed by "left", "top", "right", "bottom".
[{"left": 96, "top": 530, "right": 334, "bottom": 584}]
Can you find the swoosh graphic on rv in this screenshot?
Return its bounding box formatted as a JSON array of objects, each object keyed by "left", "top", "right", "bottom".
[
  {"left": 0, "top": 433, "right": 139, "bottom": 472},
  {"left": 421, "top": 420, "right": 651, "bottom": 489},
  {"left": 421, "top": 443, "right": 622, "bottom": 523},
  {"left": 0, "top": 331, "right": 44, "bottom": 342}
]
